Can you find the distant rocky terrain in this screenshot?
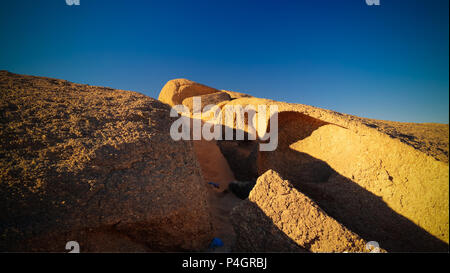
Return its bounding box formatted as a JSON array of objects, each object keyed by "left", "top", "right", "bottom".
[{"left": 1, "top": 71, "right": 448, "bottom": 252}]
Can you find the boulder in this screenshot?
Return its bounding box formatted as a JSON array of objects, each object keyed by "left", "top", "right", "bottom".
[
  {"left": 257, "top": 109, "right": 449, "bottom": 251},
  {"left": 157, "top": 78, "right": 449, "bottom": 251},
  {"left": 182, "top": 92, "right": 232, "bottom": 112},
  {"left": 231, "top": 170, "right": 372, "bottom": 252},
  {"left": 217, "top": 140, "right": 259, "bottom": 182},
  {"left": 0, "top": 71, "right": 213, "bottom": 252},
  {"left": 158, "top": 78, "right": 220, "bottom": 106},
  {"left": 220, "top": 96, "right": 448, "bottom": 251},
  {"left": 221, "top": 90, "right": 253, "bottom": 100},
  {"left": 192, "top": 139, "right": 235, "bottom": 192}
]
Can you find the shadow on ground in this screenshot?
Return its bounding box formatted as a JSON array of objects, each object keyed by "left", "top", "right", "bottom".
[{"left": 212, "top": 111, "right": 448, "bottom": 252}]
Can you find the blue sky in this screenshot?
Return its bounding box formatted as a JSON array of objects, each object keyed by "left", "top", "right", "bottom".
[{"left": 0, "top": 0, "right": 448, "bottom": 123}]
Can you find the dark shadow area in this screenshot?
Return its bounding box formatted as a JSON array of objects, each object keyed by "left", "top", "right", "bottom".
[
  {"left": 258, "top": 111, "right": 449, "bottom": 252},
  {"left": 4, "top": 108, "right": 446, "bottom": 252},
  {"left": 230, "top": 200, "right": 308, "bottom": 252},
  {"left": 265, "top": 151, "right": 449, "bottom": 252},
  {"left": 217, "top": 140, "right": 259, "bottom": 181},
  {"left": 195, "top": 110, "right": 448, "bottom": 252},
  {"left": 228, "top": 180, "right": 256, "bottom": 199},
  {"left": 258, "top": 111, "right": 334, "bottom": 183}
]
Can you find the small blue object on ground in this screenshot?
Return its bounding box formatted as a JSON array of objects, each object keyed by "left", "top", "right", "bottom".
[
  {"left": 207, "top": 182, "right": 220, "bottom": 188},
  {"left": 209, "top": 237, "right": 224, "bottom": 248}
]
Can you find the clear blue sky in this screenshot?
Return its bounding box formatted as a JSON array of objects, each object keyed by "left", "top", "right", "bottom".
[{"left": 0, "top": 0, "right": 448, "bottom": 123}]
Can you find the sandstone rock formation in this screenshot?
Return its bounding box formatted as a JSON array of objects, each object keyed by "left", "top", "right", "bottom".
[
  {"left": 0, "top": 71, "right": 213, "bottom": 252},
  {"left": 254, "top": 105, "right": 449, "bottom": 251},
  {"left": 231, "top": 170, "right": 375, "bottom": 252},
  {"left": 158, "top": 78, "right": 220, "bottom": 106},
  {"left": 157, "top": 78, "right": 449, "bottom": 252},
  {"left": 182, "top": 92, "right": 232, "bottom": 112},
  {"left": 207, "top": 98, "right": 448, "bottom": 252},
  {"left": 221, "top": 90, "right": 253, "bottom": 100},
  {"left": 1, "top": 73, "right": 448, "bottom": 253},
  {"left": 217, "top": 140, "right": 259, "bottom": 182},
  {"left": 193, "top": 139, "right": 235, "bottom": 192}
]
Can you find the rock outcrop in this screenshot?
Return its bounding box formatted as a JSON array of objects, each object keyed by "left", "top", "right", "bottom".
[
  {"left": 221, "top": 90, "right": 253, "bottom": 100},
  {"left": 212, "top": 98, "right": 448, "bottom": 251},
  {"left": 158, "top": 78, "right": 220, "bottom": 106},
  {"left": 1, "top": 73, "right": 448, "bottom": 253},
  {"left": 255, "top": 107, "right": 449, "bottom": 251},
  {"left": 157, "top": 79, "right": 449, "bottom": 252},
  {"left": 0, "top": 71, "right": 213, "bottom": 252},
  {"left": 182, "top": 92, "right": 232, "bottom": 112},
  {"left": 193, "top": 139, "right": 235, "bottom": 192},
  {"left": 231, "top": 170, "right": 374, "bottom": 252}
]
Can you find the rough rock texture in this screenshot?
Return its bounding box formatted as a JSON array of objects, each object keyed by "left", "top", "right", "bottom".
[
  {"left": 0, "top": 71, "right": 213, "bottom": 252},
  {"left": 193, "top": 139, "right": 235, "bottom": 192},
  {"left": 222, "top": 97, "right": 449, "bottom": 165},
  {"left": 2, "top": 73, "right": 448, "bottom": 253},
  {"left": 231, "top": 170, "right": 374, "bottom": 253},
  {"left": 217, "top": 140, "right": 258, "bottom": 181},
  {"left": 358, "top": 119, "right": 449, "bottom": 164},
  {"left": 223, "top": 98, "right": 449, "bottom": 251},
  {"left": 157, "top": 79, "right": 449, "bottom": 252},
  {"left": 228, "top": 180, "right": 256, "bottom": 200},
  {"left": 158, "top": 78, "right": 220, "bottom": 106},
  {"left": 182, "top": 92, "right": 232, "bottom": 112},
  {"left": 221, "top": 90, "right": 253, "bottom": 100},
  {"left": 231, "top": 200, "right": 307, "bottom": 252}
]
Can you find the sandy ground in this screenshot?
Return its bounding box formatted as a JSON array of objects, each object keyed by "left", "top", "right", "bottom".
[
  {"left": 192, "top": 139, "right": 242, "bottom": 252},
  {"left": 207, "top": 190, "right": 242, "bottom": 252}
]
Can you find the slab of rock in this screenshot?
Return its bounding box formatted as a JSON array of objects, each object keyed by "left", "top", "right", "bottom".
[
  {"left": 157, "top": 79, "right": 449, "bottom": 251},
  {"left": 231, "top": 170, "right": 373, "bottom": 252},
  {"left": 217, "top": 140, "right": 259, "bottom": 182},
  {"left": 0, "top": 71, "right": 213, "bottom": 252},
  {"left": 256, "top": 109, "right": 449, "bottom": 251},
  {"left": 192, "top": 139, "right": 235, "bottom": 192},
  {"left": 182, "top": 92, "right": 232, "bottom": 112},
  {"left": 158, "top": 78, "right": 220, "bottom": 106},
  {"left": 220, "top": 97, "right": 448, "bottom": 251},
  {"left": 221, "top": 90, "right": 253, "bottom": 100}
]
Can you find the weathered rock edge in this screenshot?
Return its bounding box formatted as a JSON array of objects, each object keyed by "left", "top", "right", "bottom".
[
  {"left": 231, "top": 170, "right": 377, "bottom": 252},
  {"left": 0, "top": 71, "right": 213, "bottom": 252}
]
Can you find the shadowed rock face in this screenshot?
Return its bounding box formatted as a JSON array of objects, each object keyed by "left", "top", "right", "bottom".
[
  {"left": 221, "top": 90, "right": 253, "bottom": 100},
  {"left": 217, "top": 140, "right": 259, "bottom": 182},
  {"left": 158, "top": 78, "right": 220, "bottom": 106},
  {"left": 1, "top": 73, "right": 448, "bottom": 253},
  {"left": 231, "top": 170, "right": 375, "bottom": 253},
  {"left": 192, "top": 139, "right": 235, "bottom": 192},
  {"left": 156, "top": 78, "right": 449, "bottom": 252},
  {"left": 182, "top": 92, "right": 232, "bottom": 112},
  {"left": 0, "top": 71, "right": 213, "bottom": 252},
  {"left": 258, "top": 111, "right": 449, "bottom": 251}
]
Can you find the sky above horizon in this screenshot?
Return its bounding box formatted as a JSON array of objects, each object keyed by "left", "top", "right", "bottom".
[{"left": 0, "top": 0, "right": 448, "bottom": 123}]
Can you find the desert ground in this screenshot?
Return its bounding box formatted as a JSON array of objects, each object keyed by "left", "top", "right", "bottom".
[{"left": 0, "top": 70, "right": 448, "bottom": 252}]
